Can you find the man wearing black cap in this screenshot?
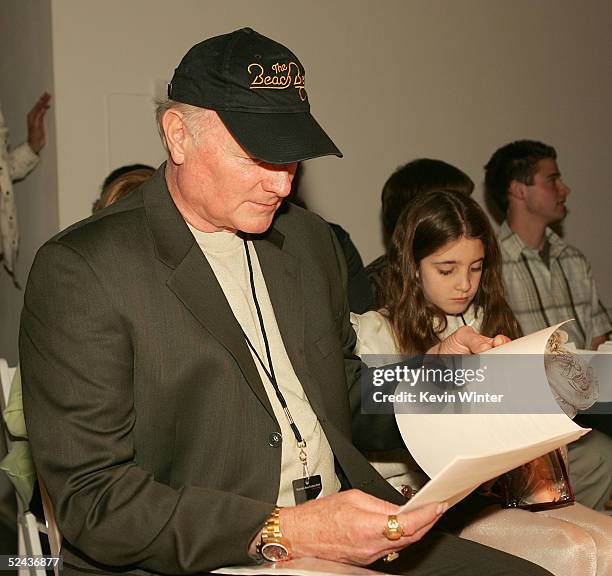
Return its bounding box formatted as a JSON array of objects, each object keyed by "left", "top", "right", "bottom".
[{"left": 20, "top": 29, "right": 550, "bottom": 575}]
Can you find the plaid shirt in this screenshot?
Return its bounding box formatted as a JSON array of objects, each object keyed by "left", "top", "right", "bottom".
[{"left": 499, "top": 221, "right": 611, "bottom": 349}]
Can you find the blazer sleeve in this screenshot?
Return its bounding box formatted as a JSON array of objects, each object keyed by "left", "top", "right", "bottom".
[
  {"left": 326, "top": 225, "right": 360, "bottom": 398},
  {"left": 20, "top": 241, "right": 273, "bottom": 573},
  {"left": 323, "top": 229, "right": 405, "bottom": 453}
]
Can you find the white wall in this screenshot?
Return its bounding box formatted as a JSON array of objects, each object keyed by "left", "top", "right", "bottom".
[
  {"left": 2, "top": 0, "right": 610, "bottom": 363},
  {"left": 49, "top": 0, "right": 612, "bottom": 304},
  {"left": 0, "top": 0, "right": 57, "bottom": 365}
]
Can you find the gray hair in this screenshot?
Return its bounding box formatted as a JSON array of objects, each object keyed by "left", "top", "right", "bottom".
[{"left": 155, "top": 98, "right": 214, "bottom": 151}]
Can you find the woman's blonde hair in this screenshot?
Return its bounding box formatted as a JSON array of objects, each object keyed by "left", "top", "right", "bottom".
[{"left": 93, "top": 166, "right": 155, "bottom": 212}]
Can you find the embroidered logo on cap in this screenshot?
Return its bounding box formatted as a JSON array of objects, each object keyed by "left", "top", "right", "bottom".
[{"left": 247, "top": 61, "right": 307, "bottom": 102}]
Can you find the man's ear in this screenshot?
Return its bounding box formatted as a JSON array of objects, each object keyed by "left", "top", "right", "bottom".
[
  {"left": 508, "top": 179, "right": 526, "bottom": 203},
  {"left": 162, "top": 109, "right": 188, "bottom": 165}
]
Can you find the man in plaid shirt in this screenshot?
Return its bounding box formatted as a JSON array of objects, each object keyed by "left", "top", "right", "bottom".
[{"left": 485, "top": 139, "right": 612, "bottom": 510}]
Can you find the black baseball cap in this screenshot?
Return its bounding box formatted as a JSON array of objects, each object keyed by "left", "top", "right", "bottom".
[{"left": 168, "top": 27, "right": 342, "bottom": 164}]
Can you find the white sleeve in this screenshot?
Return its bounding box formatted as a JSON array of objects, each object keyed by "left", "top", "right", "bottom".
[
  {"left": 8, "top": 142, "right": 39, "bottom": 181},
  {"left": 0, "top": 105, "right": 39, "bottom": 182},
  {"left": 350, "top": 310, "right": 398, "bottom": 356}
]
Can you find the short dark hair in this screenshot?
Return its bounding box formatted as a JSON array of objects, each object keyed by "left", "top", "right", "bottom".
[
  {"left": 484, "top": 140, "right": 557, "bottom": 213},
  {"left": 381, "top": 159, "right": 474, "bottom": 248}
]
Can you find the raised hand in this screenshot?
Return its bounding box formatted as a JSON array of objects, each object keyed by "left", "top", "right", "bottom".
[{"left": 27, "top": 92, "right": 51, "bottom": 154}]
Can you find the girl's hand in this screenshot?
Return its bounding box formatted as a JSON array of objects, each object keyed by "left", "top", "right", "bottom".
[
  {"left": 429, "top": 327, "right": 511, "bottom": 355},
  {"left": 492, "top": 334, "right": 511, "bottom": 348},
  {"left": 432, "top": 326, "right": 493, "bottom": 354}
]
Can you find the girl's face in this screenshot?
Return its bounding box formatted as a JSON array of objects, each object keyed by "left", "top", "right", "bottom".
[{"left": 418, "top": 235, "right": 484, "bottom": 315}]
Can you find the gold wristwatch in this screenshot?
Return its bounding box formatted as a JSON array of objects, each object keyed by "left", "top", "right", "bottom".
[{"left": 257, "top": 507, "right": 292, "bottom": 562}]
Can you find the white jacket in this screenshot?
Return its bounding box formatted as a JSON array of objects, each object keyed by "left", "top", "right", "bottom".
[{"left": 0, "top": 103, "right": 39, "bottom": 278}]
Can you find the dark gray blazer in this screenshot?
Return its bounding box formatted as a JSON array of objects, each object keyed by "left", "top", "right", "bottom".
[{"left": 20, "top": 167, "right": 402, "bottom": 574}]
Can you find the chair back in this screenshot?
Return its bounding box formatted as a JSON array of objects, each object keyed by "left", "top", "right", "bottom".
[
  {"left": 0, "top": 359, "right": 61, "bottom": 576},
  {"left": 0, "top": 359, "right": 15, "bottom": 411}
]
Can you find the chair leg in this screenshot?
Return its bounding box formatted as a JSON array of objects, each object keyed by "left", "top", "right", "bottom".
[
  {"left": 17, "top": 520, "right": 28, "bottom": 576},
  {"left": 16, "top": 511, "right": 45, "bottom": 576},
  {"left": 38, "top": 477, "right": 61, "bottom": 560}
]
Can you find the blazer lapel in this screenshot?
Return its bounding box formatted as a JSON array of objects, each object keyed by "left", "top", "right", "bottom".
[
  {"left": 143, "top": 168, "right": 276, "bottom": 420},
  {"left": 253, "top": 235, "right": 330, "bottom": 421}
]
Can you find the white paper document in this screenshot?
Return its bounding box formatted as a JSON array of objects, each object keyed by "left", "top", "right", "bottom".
[
  {"left": 212, "top": 557, "right": 392, "bottom": 575},
  {"left": 565, "top": 341, "right": 612, "bottom": 402},
  {"left": 397, "top": 322, "right": 589, "bottom": 512}
]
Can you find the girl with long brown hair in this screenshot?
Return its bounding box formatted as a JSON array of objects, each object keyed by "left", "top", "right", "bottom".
[
  {"left": 352, "top": 188, "right": 518, "bottom": 493},
  {"left": 383, "top": 188, "right": 521, "bottom": 354},
  {"left": 352, "top": 189, "right": 518, "bottom": 360},
  {"left": 351, "top": 189, "right": 612, "bottom": 576}
]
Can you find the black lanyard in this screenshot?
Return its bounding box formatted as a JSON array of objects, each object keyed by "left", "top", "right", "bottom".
[{"left": 241, "top": 240, "right": 310, "bottom": 476}]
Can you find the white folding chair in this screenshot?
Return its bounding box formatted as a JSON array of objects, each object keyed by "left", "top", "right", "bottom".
[
  {"left": 0, "top": 359, "right": 61, "bottom": 576},
  {"left": 38, "top": 475, "right": 62, "bottom": 562}
]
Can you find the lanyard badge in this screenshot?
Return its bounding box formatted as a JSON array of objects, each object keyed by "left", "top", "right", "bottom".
[
  {"left": 292, "top": 441, "right": 322, "bottom": 503},
  {"left": 242, "top": 240, "right": 323, "bottom": 503}
]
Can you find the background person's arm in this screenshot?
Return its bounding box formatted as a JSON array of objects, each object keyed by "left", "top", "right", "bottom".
[{"left": 4, "top": 93, "right": 50, "bottom": 180}]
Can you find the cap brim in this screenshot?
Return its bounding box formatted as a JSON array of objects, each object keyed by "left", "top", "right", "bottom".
[{"left": 217, "top": 110, "right": 342, "bottom": 164}]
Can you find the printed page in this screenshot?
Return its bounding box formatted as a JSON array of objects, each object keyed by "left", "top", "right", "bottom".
[
  {"left": 396, "top": 321, "right": 588, "bottom": 511},
  {"left": 400, "top": 425, "right": 586, "bottom": 512},
  {"left": 565, "top": 341, "right": 612, "bottom": 402}
]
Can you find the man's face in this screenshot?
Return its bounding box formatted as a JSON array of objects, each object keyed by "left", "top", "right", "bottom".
[
  {"left": 175, "top": 113, "right": 297, "bottom": 233},
  {"left": 522, "top": 158, "right": 570, "bottom": 225}
]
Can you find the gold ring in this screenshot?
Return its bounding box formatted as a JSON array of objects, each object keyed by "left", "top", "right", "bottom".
[
  {"left": 382, "top": 515, "right": 404, "bottom": 541},
  {"left": 383, "top": 551, "right": 399, "bottom": 562}
]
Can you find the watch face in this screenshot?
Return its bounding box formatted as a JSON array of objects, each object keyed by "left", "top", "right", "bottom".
[{"left": 261, "top": 542, "right": 290, "bottom": 562}]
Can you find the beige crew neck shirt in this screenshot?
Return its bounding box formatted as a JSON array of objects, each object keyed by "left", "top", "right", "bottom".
[{"left": 188, "top": 224, "right": 340, "bottom": 505}]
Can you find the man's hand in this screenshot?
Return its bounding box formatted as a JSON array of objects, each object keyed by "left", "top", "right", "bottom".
[
  {"left": 277, "top": 490, "right": 447, "bottom": 565},
  {"left": 27, "top": 92, "right": 51, "bottom": 154},
  {"left": 429, "top": 325, "right": 510, "bottom": 355}
]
